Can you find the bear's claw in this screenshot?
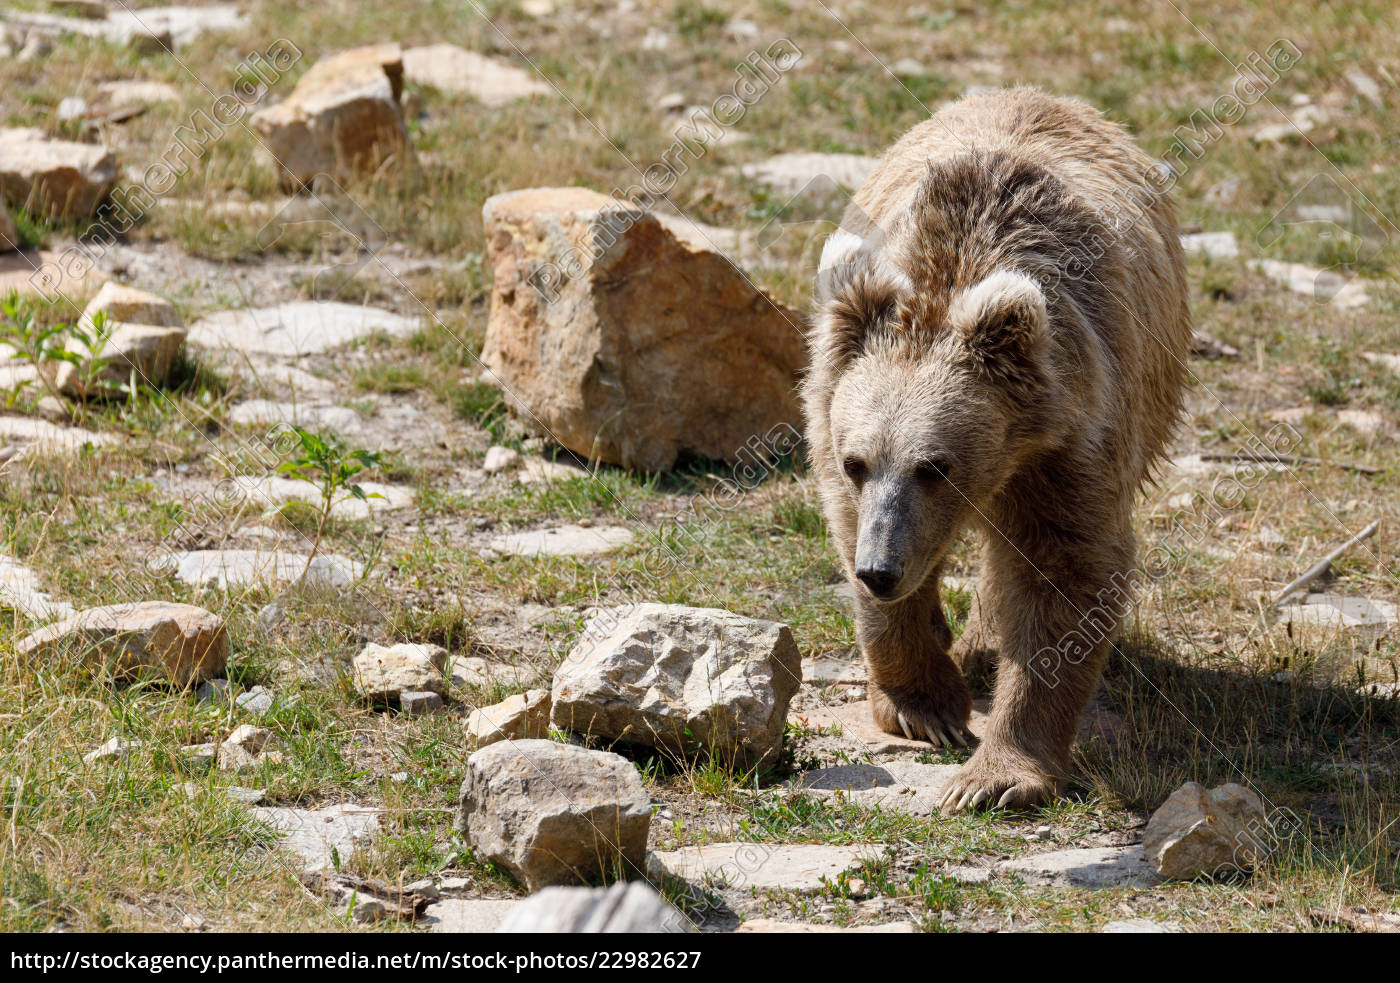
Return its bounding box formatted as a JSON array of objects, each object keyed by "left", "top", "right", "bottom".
[
  {"left": 937, "top": 750, "right": 1058, "bottom": 814},
  {"left": 898, "top": 711, "right": 972, "bottom": 748}
]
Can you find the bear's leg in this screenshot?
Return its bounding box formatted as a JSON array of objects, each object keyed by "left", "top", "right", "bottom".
[
  {"left": 860, "top": 572, "right": 976, "bottom": 748},
  {"left": 938, "top": 522, "right": 1135, "bottom": 812}
]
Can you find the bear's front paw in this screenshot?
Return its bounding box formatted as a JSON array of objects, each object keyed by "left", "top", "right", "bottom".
[
  {"left": 937, "top": 746, "right": 1059, "bottom": 813},
  {"left": 869, "top": 679, "right": 975, "bottom": 749}
]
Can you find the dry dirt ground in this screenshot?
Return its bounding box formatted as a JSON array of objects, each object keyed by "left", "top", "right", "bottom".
[{"left": 0, "top": 0, "right": 1396, "bottom": 933}]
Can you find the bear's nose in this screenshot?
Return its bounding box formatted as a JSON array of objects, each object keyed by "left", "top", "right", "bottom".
[{"left": 856, "top": 565, "right": 901, "bottom": 600}]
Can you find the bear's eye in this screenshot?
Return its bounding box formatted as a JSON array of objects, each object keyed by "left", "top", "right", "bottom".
[
  {"left": 842, "top": 457, "right": 867, "bottom": 482},
  {"left": 916, "top": 458, "right": 952, "bottom": 485}
]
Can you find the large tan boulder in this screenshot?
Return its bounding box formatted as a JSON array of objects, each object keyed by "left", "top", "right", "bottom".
[
  {"left": 352, "top": 642, "right": 448, "bottom": 703},
  {"left": 80, "top": 281, "right": 181, "bottom": 327},
  {"left": 551, "top": 604, "right": 802, "bottom": 767},
  {"left": 1143, "top": 782, "right": 1269, "bottom": 880},
  {"left": 17, "top": 601, "right": 228, "bottom": 687},
  {"left": 52, "top": 282, "right": 187, "bottom": 396},
  {"left": 464, "top": 688, "right": 552, "bottom": 750},
  {"left": 251, "top": 44, "right": 414, "bottom": 190},
  {"left": 480, "top": 187, "right": 805, "bottom": 471},
  {"left": 0, "top": 127, "right": 116, "bottom": 219},
  {"left": 456, "top": 740, "right": 650, "bottom": 891}
]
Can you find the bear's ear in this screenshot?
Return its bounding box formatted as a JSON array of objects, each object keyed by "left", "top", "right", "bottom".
[
  {"left": 813, "top": 233, "right": 910, "bottom": 367},
  {"left": 814, "top": 267, "right": 903, "bottom": 366},
  {"left": 949, "top": 270, "right": 1048, "bottom": 369}
]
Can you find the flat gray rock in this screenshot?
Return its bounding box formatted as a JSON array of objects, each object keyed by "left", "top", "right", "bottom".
[
  {"left": 0, "top": 417, "right": 116, "bottom": 457},
  {"left": 804, "top": 656, "right": 865, "bottom": 687},
  {"left": 221, "top": 475, "right": 414, "bottom": 520},
  {"left": 227, "top": 400, "right": 362, "bottom": 434},
  {"left": 491, "top": 524, "right": 633, "bottom": 557},
  {"left": 1277, "top": 593, "right": 1397, "bottom": 636},
  {"left": 1180, "top": 231, "right": 1239, "bottom": 260},
  {"left": 648, "top": 842, "right": 872, "bottom": 892},
  {"left": 251, "top": 804, "right": 381, "bottom": 872},
  {"left": 188, "top": 301, "right": 418, "bottom": 357},
  {"left": 425, "top": 898, "right": 517, "bottom": 932},
  {"left": 0, "top": 552, "right": 74, "bottom": 621},
  {"left": 153, "top": 549, "right": 362, "bottom": 589},
  {"left": 996, "top": 845, "right": 1159, "bottom": 889},
  {"left": 786, "top": 761, "right": 963, "bottom": 815}
]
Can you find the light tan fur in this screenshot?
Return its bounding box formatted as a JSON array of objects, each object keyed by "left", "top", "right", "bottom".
[{"left": 803, "top": 87, "right": 1190, "bottom": 811}]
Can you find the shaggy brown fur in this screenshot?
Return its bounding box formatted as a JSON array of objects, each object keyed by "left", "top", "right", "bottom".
[{"left": 803, "top": 87, "right": 1190, "bottom": 812}]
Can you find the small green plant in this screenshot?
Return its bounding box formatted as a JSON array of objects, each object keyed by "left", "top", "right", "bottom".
[
  {"left": 0, "top": 290, "right": 120, "bottom": 424},
  {"left": 275, "top": 426, "right": 383, "bottom": 577}
]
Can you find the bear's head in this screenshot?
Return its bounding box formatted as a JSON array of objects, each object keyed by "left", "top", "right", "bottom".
[{"left": 810, "top": 259, "right": 1069, "bottom": 604}]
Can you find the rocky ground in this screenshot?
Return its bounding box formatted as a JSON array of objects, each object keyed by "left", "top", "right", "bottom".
[{"left": 0, "top": 0, "right": 1397, "bottom": 934}]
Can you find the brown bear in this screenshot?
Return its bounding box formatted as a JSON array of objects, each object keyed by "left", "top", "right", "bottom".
[{"left": 803, "top": 87, "right": 1190, "bottom": 812}]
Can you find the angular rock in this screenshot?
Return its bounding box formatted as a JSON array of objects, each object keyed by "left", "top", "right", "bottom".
[
  {"left": 16, "top": 601, "right": 227, "bottom": 687},
  {"left": 491, "top": 524, "right": 633, "bottom": 557},
  {"left": 251, "top": 803, "right": 381, "bottom": 872},
  {"left": 196, "top": 678, "right": 231, "bottom": 702},
  {"left": 181, "top": 742, "right": 217, "bottom": 767},
  {"left": 649, "top": 842, "right": 870, "bottom": 891},
  {"left": 0, "top": 127, "right": 116, "bottom": 218},
  {"left": 52, "top": 287, "right": 188, "bottom": 395},
  {"left": 81, "top": 281, "right": 181, "bottom": 327},
  {"left": 480, "top": 187, "right": 805, "bottom": 471},
  {"left": 456, "top": 739, "right": 650, "bottom": 891},
  {"left": 496, "top": 882, "right": 692, "bottom": 933},
  {"left": 187, "top": 301, "right": 418, "bottom": 357},
  {"left": 353, "top": 643, "right": 448, "bottom": 703},
  {"left": 400, "top": 690, "right": 443, "bottom": 716},
  {"left": 234, "top": 685, "right": 274, "bottom": 715},
  {"left": 483, "top": 445, "right": 520, "bottom": 474},
  {"left": 84, "top": 736, "right": 139, "bottom": 763},
  {"left": 225, "top": 724, "right": 271, "bottom": 748},
  {"left": 1142, "top": 782, "right": 1268, "bottom": 880},
  {"left": 402, "top": 44, "right": 549, "bottom": 106},
  {"left": 465, "top": 688, "right": 552, "bottom": 750},
  {"left": 996, "top": 845, "right": 1159, "bottom": 889},
  {"left": 251, "top": 44, "right": 414, "bottom": 189},
  {"left": 551, "top": 604, "right": 801, "bottom": 767}
]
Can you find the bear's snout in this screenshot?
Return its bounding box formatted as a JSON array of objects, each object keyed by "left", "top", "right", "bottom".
[
  {"left": 856, "top": 562, "right": 903, "bottom": 600},
  {"left": 854, "top": 483, "right": 912, "bottom": 601}
]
